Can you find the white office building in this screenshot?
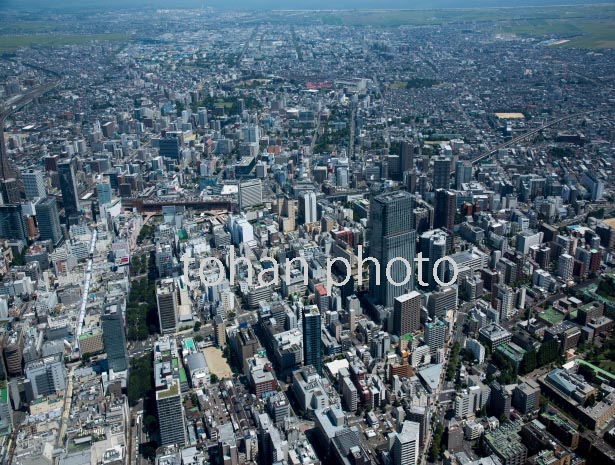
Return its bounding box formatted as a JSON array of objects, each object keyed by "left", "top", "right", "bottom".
[{"left": 391, "top": 421, "right": 420, "bottom": 465}]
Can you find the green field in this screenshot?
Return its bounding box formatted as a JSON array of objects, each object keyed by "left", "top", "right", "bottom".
[
  {"left": 307, "top": 5, "right": 615, "bottom": 25},
  {"left": 496, "top": 17, "right": 615, "bottom": 48},
  {"left": 537, "top": 307, "right": 565, "bottom": 325},
  {"left": 0, "top": 21, "right": 54, "bottom": 34},
  {"left": 0, "top": 33, "right": 127, "bottom": 52},
  {"left": 289, "top": 5, "right": 615, "bottom": 48}
]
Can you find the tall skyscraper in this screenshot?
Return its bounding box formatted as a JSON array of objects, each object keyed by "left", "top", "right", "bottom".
[
  {"left": 2, "top": 333, "right": 23, "bottom": 377},
  {"left": 1, "top": 178, "right": 20, "bottom": 204},
  {"left": 489, "top": 380, "right": 511, "bottom": 420},
  {"left": 407, "top": 406, "right": 430, "bottom": 447},
  {"left": 239, "top": 179, "right": 263, "bottom": 210},
  {"left": 424, "top": 319, "right": 447, "bottom": 355},
  {"left": 394, "top": 291, "right": 421, "bottom": 337},
  {"left": 302, "top": 305, "right": 322, "bottom": 375},
  {"left": 96, "top": 178, "right": 112, "bottom": 205},
  {"left": 405, "top": 169, "right": 418, "bottom": 194},
  {"left": 22, "top": 169, "right": 46, "bottom": 200},
  {"left": 156, "top": 243, "right": 174, "bottom": 278},
  {"left": 455, "top": 161, "right": 472, "bottom": 189},
  {"left": 434, "top": 189, "right": 455, "bottom": 231},
  {"left": 368, "top": 191, "right": 416, "bottom": 307},
  {"left": 36, "top": 197, "right": 62, "bottom": 245},
  {"left": 197, "top": 107, "right": 208, "bottom": 127},
  {"left": 156, "top": 278, "right": 178, "bottom": 335},
  {"left": 300, "top": 191, "right": 318, "bottom": 224},
  {"left": 101, "top": 304, "right": 128, "bottom": 372},
  {"left": 432, "top": 156, "right": 451, "bottom": 191},
  {"left": 157, "top": 378, "right": 187, "bottom": 446},
  {"left": 159, "top": 131, "right": 183, "bottom": 159},
  {"left": 0, "top": 125, "right": 13, "bottom": 182},
  {"left": 400, "top": 141, "right": 415, "bottom": 173},
  {"left": 392, "top": 421, "right": 421, "bottom": 465},
  {"left": 558, "top": 253, "right": 574, "bottom": 281},
  {"left": 418, "top": 174, "right": 428, "bottom": 198},
  {"left": 57, "top": 158, "right": 80, "bottom": 224},
  {"left": 242, "top": 124, "right": 261, "bottom": 143},
  {"left": 428, "top": 231, "right": 448, "bottom": 289},
  {"left": 282, "top": 196, "right": 295, "bottom": 231},
  {"left": 496, "top": 284, "right": 515, "bottom": 321},
  {"left": 0, "top": 204, "right": 26, "bottom": 241}
]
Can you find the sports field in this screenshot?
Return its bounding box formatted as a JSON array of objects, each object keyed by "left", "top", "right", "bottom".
[{"left": 202, "top": 346, "right": 233, "bottom": 379}]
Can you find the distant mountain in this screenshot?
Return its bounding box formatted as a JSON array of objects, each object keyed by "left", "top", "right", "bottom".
[{"left": 1, "top": 0, "right": 614, "bottom": 12}]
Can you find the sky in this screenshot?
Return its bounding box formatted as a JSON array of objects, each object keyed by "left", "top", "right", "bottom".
[{"left": 0, "top": 0, "right": 613, "bottom": 11}]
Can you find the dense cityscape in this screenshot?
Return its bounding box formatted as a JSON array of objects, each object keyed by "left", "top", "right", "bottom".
[{"left": 1, "top": 3, "right": 615, "bottom": 465}]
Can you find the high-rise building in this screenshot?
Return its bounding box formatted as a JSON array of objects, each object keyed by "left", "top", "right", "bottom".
[
  {"left": 96, "top": 178, "right": 112, "bottom": 205},
  {"left": 428, "top": 231, "right": 448, "bottom": 289},
  {"left": 242, "top": 125, "right": 261, "bottom": 143},
  {"left": 22, "top": 169, "right": 46, "bottom": 200},
  {"left": 0, "top": 126, "right": 13, "bottom": 181},
  {"left": 24, "top": 354, "right": 66, "bottom": 400},
  {"left": 156, "top": 243, "right": 174, "bottom": 278},
  {"left": 280, "top": 195, "right": 295, "bottom": 232},
  {"left": 496, "top": 284, "right": 515, "bottom": 321},
  {"left": 235, "top": 326, "right": 261, "bottom": 375},
  {"left": 2, "top": 334, "right": 23, "bottom": 377},
  {"left": 368, "top": 190, "right": 416, "bottom": 307},
  {"left": 156, "top": 278, "right": 178, "bottom": 335},
  {"left": 391, "top": 421, "right": 420, "bottom": 465},
  {"left": 418, "top": 174, "right": 428, "bottom": 198},
  {"left": 535, "top": 246, "right": 551, "bottom": 269},
  {"left": 427, "top": 286, "right": 458, "bottom": 319},
  {"left": 300, "top": 192, "right": 318, "bottom": 224},
  {"left": 57, "top": 158, "right": 80, "bottom": 224},
  {"left": 214, "top": 315, "right": 226, "bottom": 346},
  {"left": 239, "top": 179, "right": 263, "bottom": 210},
  {"left": 407, "top": 406, "right": 430, "bottom": 447},
  {"left": 465, "top": 338, "right": 486, "bottom": 363},
  {"left": 302, "top": 305, "right": 322, "bottom": 375},
  {"left": 558, "top": 253, "right": 574, "bottom": 281},
  {"left": 393, "top": 291, "right": 421, "bottom": 336},
  {"left": 489, "top": 380, "right": 511, "bottom": 420},
  {"left": 315, "top": 285, "right": 329, "bottom": 313},
  {"left": 102, "top": 304, "right": 128, "bottom": 372},
  {"left": 0, "top": 204, "right": 26, "bottom": 241},
  {"left": 197, "top": 107, "right": 208, "bottom": 127},
  {"left": 400, "top": 141, "right": 415, "bottom": 173},
  {"left": 0, "top": 178, "right": 20, "bottom": 204},
  {"left": 512, "top": 380, "right": 541, "bottom": 414},
  {"left": 596, "top": 223, "right": 615, "bottom": 250},
  {"left": 432, "top": 156, "right": 451, "bottom": 191},
  {"left": 434, "top": 189, "right": 455, "bottom": 231},
  {"left": 455, "top": 161, "right": 472, "bottom": 189},
  {"left": 424, "top": 319, "right": 447, "bottom": 355},
  {"left": 157, "top": 378, "right": 187, "bottom": 446},
  {"left": 35, "top": 197, "right": 62, "bottom": 245},
  {"left": 159, "top": 131, "right": 183, "bottom": 159}
]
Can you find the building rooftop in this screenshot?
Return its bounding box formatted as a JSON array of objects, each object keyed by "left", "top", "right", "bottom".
[
  {"left": 417, "top": 364, "right": 443, "bottom": 393},
  {"left": 483, "top": 419, "right": 526, "bottom": 459},
  {"left": 479, "top": 323, "right": 511, "bottom": 341},
  {"left": 156, "top": 380, "right": 180, "bottom": 400}
]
